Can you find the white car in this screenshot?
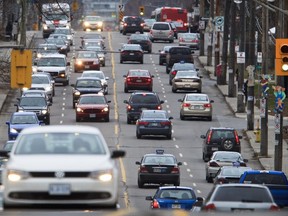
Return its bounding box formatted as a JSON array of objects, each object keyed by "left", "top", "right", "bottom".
[
  {"left": 81, "top": 70, "right": 109, "bottom": 95},
  {"left": 0, "top": 125, "right": 125, "bottom": 208}
]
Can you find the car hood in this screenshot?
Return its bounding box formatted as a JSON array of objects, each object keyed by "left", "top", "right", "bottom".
[
  {"left": 19, "top": 105, "right": 47, "bottom": 109},
  {"left": 77, "top": 104, "right": 108, "bottom": 109},
  {"left": 36, "top": 66, "right": 66, "bottom": 72},
  {"left": 8, "top": 155, "right": 114, "bottom": 171},
  {"left": 9, "top": 124, "right": 40, "bottom": 129},
  {"left": 76, "top": 58, "right": 97, "bottom": 61}
]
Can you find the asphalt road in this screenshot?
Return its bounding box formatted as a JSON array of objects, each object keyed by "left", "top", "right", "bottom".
[{"left": 0, "top": 30, "right": 286, "bottom": 215}]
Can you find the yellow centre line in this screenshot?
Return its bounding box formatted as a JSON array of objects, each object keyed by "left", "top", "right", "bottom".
[{"left": 108, "top": 32, "right": 129, "bottom": 209}]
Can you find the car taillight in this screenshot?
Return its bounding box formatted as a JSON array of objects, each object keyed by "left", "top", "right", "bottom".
[
  {"left": 204, "top": 203, "right": 216, "bottom": 211},
  {"left": 207, "top": 131, "right": 213, "bottom": 143},
  {"left": 169, "top": 30, "right": 174, "bottom": 36},
  {"left": 127, "top": 78, "right": 131, "bottom": 82},
  {"left": 171, "top": 71, "right": 177, "bottom": 75},
  {"left": 127, "top": 105, "right": 132, "bottom": 110},
  {"left": 208, "top": 161, "right": 220, "bottom": 167},
  {"left": 152, "top": 199, "right": 160, "bottom": 208},
  {"left": 234, "top": 131, "right": 240, "bottom": 144},
  {"left": 157, "top": 105, "right": 162, "bottom": 110},
  {"left": 147, "top": 78, "right": 152, "bottom": 82},
  {"left": 182, "top": 103, "right": 190, "bottom": 107},
  {"left": 124, "top": 23, "right": 127, "bottom": 26},
  {"left": 270, "top": 204, "right": 279, "bottom": 211},
  {"left": 218, "top": 178, "right": 228, "bottom": 184},
  {"left": 179, "top": 38, "right": 184, "bottom": 42},
  {"left": 137, "top": 121, "right": 149, "bottom": 126},
  {"left": 160, "top": 121, "right": 171, "bottom": 126},
  {"left": 203, "top": 103, "right": 212, "bottom": 108},
  {"left": 171, "top": 166, "right": 179, "bottom": 174},
  {"left": 139, "top": 165, "right": 148, "bottom": 173}
]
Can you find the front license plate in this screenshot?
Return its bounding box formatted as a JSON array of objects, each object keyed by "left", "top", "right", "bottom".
[
  {"left": 172, "top": 204, "right": 181, "bottom": 209},
  {"left": 84, "top": 65, "right": 90, "bottom": 69},
  {"left": 132, "top": 24, "right": 136, "bottom": 26},
  {"left": 49, "top": 184, "right": 71, "bottom": 195},
  {"left": 212, "top": 147, "right": 218, "bottom": 151},
  {"left": 90, "top": 114, "right": 96, "bottom": 118},
  {"left": 153, "top": 168, "right": 162, "bottom": 173}
]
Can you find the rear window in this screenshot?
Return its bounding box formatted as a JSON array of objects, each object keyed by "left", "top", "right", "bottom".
[
  {"left": 214, "top": 186, "right": 272, "bottom": 202},
  {"left": 243, "top": 173, "right": 287, "bottom": 185},
  {"left": 125, "top": 17, "right": 143, "bottom": 24},
  {"left": 153, "top": 23, "right": 170, "bottom": 30},
  {"left": 174, "top": 64, "right": 195, "bottom": 70},
  {"left": 211, "top": 130, "right": 235, "bottom": 139},
  {"left": 170, "top": 48, "right": 191, "bottom": 55},
  {"left": 130, "top": 94, "right": 159, "bottom": 104}
]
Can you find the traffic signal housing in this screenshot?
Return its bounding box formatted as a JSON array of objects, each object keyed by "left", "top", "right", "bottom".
[
  {"left": 139, "top": 6, "right": 144, "bottom": 16},
  {"left": 275, "top": 39, "right": 288, "bottom": 76}
]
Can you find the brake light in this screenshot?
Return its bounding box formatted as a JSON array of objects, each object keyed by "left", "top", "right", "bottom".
[
  {"left": 139, "top": 165, "right": 148, "bottom": 173},
  {"left": 218, "top": 178, "right": 228, "bottom": 184},
  {"left": 171, "top": 71, "right": 177, "bottom": 75},
  {"left": 160, "top": 121, "right": 171, "bottom": 126},
  {"left": 184, "top": 23, "right": 188, "bottom": 26},
  {"left": 269, "top": 204, "right": 279, "bottom": 211},
  {"left": 157, "top": 105, "right": 162, "bottom": 110},
  {"left": 127, "top": 105, "right": 132, "bottom": 110},
  {"left": 171, "top": 167, "right": 179, "bottom": 174},
  {"left": 137, "top": 121, "right": 149, "bottom": 126},
  {"left": 169, "top": 30, "right": 174, "bottom": 36},
  {"left": 204, "top": 203, "right": 216, "bottom": 211},
  {"left": 203, "top": 103, "right": 212, "bottom": 108},
  {"left": 152, "top": 199, "right": 160, "bottom": 208},
  {"left": 124, "top": 23, "right": 127, "bottom": 26},
  {"left": 179, "top": 38, "right": 184, "bottom": 42},
  {"left": 182, "top": 103, "right": 190, "bottom": 107},
  {"left": 234, "top": 131, "right": 240, "bottom": 144},
  {"left": 127, "top": 78, "right": 131, "bottom": 82},
  {"left": 207, "top": 131, "right": 212, "bottom": 143},
  {"left": 147, "top": 78, "right": 152, "bottom": 82},
  {"left": 140, "top": 23, "right": 144, "bottom": 27},
  {"left": 208, "top": 161, "right": 220, "bottom": 167}
]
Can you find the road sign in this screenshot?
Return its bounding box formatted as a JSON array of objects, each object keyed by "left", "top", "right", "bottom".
[
  {"left": 199, "top": 21, "right": 205, "bottom": 30},
  {"left": 194, "top": 7, "right": 200, "bottom": 16},
  {"left": 214, "top": 16, "right": 224, "bottom": 32},
  {"left": 237, "top": 52, "right": 245, "bottom": 64}
]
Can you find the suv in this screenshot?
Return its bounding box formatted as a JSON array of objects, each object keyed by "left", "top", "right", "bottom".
[
  {"left": 122, "top": 16, "right": 144, "bottom": 35},
  {"left": 34, "top": 54, "right": 70, "bottom": 86},
  {"left": 200, "top": 127, "right": 242, "bottom": 162},
  {"left": 166, "top": 46, "right": 194, "bottom": 73},
  {"left": 123, "top": 91, "right": 164, "bottom": 124},
  {"left": 149, "top": 22, "right": 174, "bottom": 43},
  {"left": 82, "top": 15, "right": 104, "bottom": 31},
  {"left": 14, "top": 95, "right": 52, "bottom": 125}
]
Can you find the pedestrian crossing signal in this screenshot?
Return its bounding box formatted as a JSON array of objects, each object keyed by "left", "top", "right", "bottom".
[{"left": 139, "top": 6, "right": 144, "bottom": 16}]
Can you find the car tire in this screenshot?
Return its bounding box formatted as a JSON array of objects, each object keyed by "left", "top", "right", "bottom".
[
  {"left": 203, "top": 153, "right": 210, "bottom": 162},
  {"left": 148, "top": 87, "right": 153, "bottom": 92},
  {"left": 50, "top": 97, "right": 53, "bottom": 103},
  {"left": 150, "top": 39, "right": 154, "bottom": 43},
  {"left": 148, "top": 49, "right": 151, "bottom": 54},
  {"left": 197, "top": 89, "right": 202, "bottom": 93},
  {"left": 208, "top": 116, "right": 212, "bottom": 121},
  {"left": 45, "top": 117, "right": 50, "bottom": 125},
  {"left": 169, "top": 79, "right": 172, "bottom": 85},
  {"left": 127, "top": 117, "right": 132, "bottom": 124},
  {"left": 174, "top": 179, "right": 180, "bottom": 186},
  {"left": 76, "top": 116, "right": 80, "bottom": 122},
  {"left": 169, "top": 40, "right": 174, "bottom": 43},
  {"left": 138, "top": 178, "right": 144, "bottom": 188},
  {"left": 124, "top": 87, "right": 128, "bottom": 93},
  {"left": 180, "top": 113, "right": 185, "bottom": 120},
  {"left": 136, "top": 131, "right": 141, "bottom": 139},
  {"left": 53, "top": 89, "right": 55, "bottom": 96},
  {"left": 123, "top": 31, "right": 126, "bottom": 35},
  {"left": 140, "top": 59, "right": 143, "bottom": 64},
  {"left": 166, "top": 66, "right": 170, "bottom": 74},
  {"left": 172, "top": 87, "right": 177, "bottom": 93},
  {"left": 73, "top": 102, "right": 75, "bottom": 109},
  {"left": 120, "top": 59, "right": 123, "bottom": 64},
  {"left": 159, "top": 60, "right": 163, "bottom": 65},
  {"left": 105, "top": 115, "right": 110, "bottom": 122},
  {"left": 221, "top": 139, "right": 235, "bottom": 151},
  {"left": 167, "top": 134, "right": 172, "bottom": 139}
]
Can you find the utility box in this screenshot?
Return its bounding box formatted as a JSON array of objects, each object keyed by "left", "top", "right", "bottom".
[{"left": 10, "top": 49, "right": 32, "bottom": 89}]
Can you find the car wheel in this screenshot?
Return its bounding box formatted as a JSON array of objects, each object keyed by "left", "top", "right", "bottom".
[
  {"left": 208, "top": 116, "right": 212, "bottom": 121},
  {"left": 167, "top": 134, "right": 172, "bottom": 139},
  {"left": 53, "top": 89, "right": 55, "bottom": 96},
  {"left": 203, "top": 153, "right": 210, "bottom": 162},
  {"left": 105, "top": 115, "right": 110, "bottom": 122},
  {"left": 124, "top": 87, "right": 128, "bottom": 93},
  {"left": 76, "top": 116, "right": 80, "bottom": 122},
  {"left": 140, "top": 59, "right": 143, "bottom": 64},
  {"left": 120, "top": 59, "right": 123, "bottom": 64},
  {"left": 159, "top": 60, "right": 163, "bottom": 65},
  {"left": 73, "top": 102, "right": 75, "bottom": 109},
  {"left": 166, "top": 66, "right": 170, "bottom": 74},
  {"left": 50, "top": 97, "right": 53, "bottom": 103},
  {"left": 197, "top": 89, "right": 202, "bottom": 93},
  {"left": 45, "top": 117, "right": 50, "bottom": 125},
  {"left": 221, "top": 139, "right": 235, "bottom": 150},
  {"left": 148, "top": 49, "right": 151, "bottom": 54},
  {"left": 150, "top": 39, "right": 154, "bottom": 43},
  {"left": 174, "top": 179, "right": 180, "bottom": 186},
  {"left": 180, "top": 113, "right": 185, "bottom": 120},
  {"left": 172, "top": 87, "right": 177, "bottom": 93},
  {"left": 136, "top": 131, "right": 141, "bottom": 139},
  {"left": 138, "top": 178, "right": 144, "bottom": 188},
  {"left": 207, "top": 176, "right": 213, "bottom": 183},
  {"left": 123, "top": 31, "right": 126, "bottom": 35},
  {"left": 127, "top": 117, "right": 132, "bottom": 124},
  {"left": 169, "top": 40, "right": 174, "bottom": 43}
]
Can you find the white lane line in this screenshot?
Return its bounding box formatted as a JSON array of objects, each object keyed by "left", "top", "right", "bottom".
[
  {"left": 179, "top": 153, "right": 183, "bottom": 157},
  {"left": 197, "top": 190, "right": 201, "bottom": 194},
  {"left": 63, "top": 103, "right": 65, "bottom": 106},
  {"left": 183, "top": 162, "right": 187, "bottom": 166},
  {"left": 63, "top": 92, "right": 66, "bottom": 96},
  {"left": 62, "top": 107, "right": 65, "bottom": 111},
  {"left": 187, "top": 168, "right": 191, "bottom": 172},
  {"left": 61, "top": 113, "right": 64, "bottom": 117},
  {"left": 60, "top": 120, "right": 63, "bottom": 124},
  {"left": 175, "top": 144, "right": 179, "bottom": 148},
  {"left": 193, "top": 183, "right": 196, "bottom": 187},
  {"left": 63, "top": 97, "right": 66, "bottom": 101},
  {"left": 168, "top": 110, "right": 171, "bottom": 114},
  {"left": 190, "top": 174, "right": 193, "bottom": 178}
]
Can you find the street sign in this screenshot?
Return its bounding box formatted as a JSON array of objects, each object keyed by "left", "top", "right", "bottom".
[
  {"left": 199, "top": 21, "right": 205, "bottom": 30},
  {"left": 260, "top": 98, "right": 266, "bottom": 118},
  {"left": 275, "top": 113, "right": 280, "bottom": 134},
  {"left": 257, "top": 52, "right": 262, "bottom": 63},
  {"left": 214, "top": 16, "right": 224, "bottom": 32},
  {"left": 194, "top": 7, "right": 200, "bottom": 16},
  {"left": 237, "top": 52, "right": 245, "bottom": 64}
]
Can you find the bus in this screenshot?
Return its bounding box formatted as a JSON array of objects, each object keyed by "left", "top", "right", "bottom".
[
  {"left": 41, "top": 3, "right": 71, "bottom": 38},
  {"left": 151, "top": 7, "right": 188, "bottom": 32}
]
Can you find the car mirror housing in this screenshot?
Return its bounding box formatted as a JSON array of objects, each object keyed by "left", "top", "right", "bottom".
[
  {"left": 135, "top": 161, "right": 141, "bottom": 165},
  {"left": 200, "top": 135, "right": 206, "bottom": 139}
]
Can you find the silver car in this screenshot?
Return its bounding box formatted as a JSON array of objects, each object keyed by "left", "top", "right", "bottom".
[
  {"left": 0, "top": 125, "right": 125, "bottom": 208},
  {"left": 202, "top": 184, "right": 279, "bottom": 212},
  {"left": 178, "top": 93, "right": 214, "bottom": 121},
  {"left": 149, "top": 22, "right": 174, "bottom": 43},
  {"left": 172, "top": 70, "right": 202, "bottom": 93},
  {"left": 178, "top": 33, "right": 200, "bottom": 49}
]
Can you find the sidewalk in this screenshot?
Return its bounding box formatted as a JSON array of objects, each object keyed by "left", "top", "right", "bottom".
[{"left": 198, "top": 56, "right": 288, "bottom": 175}]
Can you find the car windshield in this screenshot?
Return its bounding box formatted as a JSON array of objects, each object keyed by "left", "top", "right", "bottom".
[
  {"left": 142, "top": 112, "right": 166, "bottom": 119},
  {"left": 46, "top": 14, "right": 67, "bottom": 20},
  {"left": 186, "top": 95, "right": 208, "bottom": 102},
  {"left": 85, "top": 16, "right": 102, "bottom": 21},
  {"left": 123, "top": 45, "right": 141, "bottom": 51},
  {"left": 14, "top": 133, "right": 107, "bottom": 155},
  {"left": 181, "top": 34, "right": 199, "bottom": 40},
  {"left": 54, "top": 28, "right": 71, "bottom": 35},
  {"left": 84, "top": 34, "right": 102, "bottom": 39},
  {"left": 129, "top": 70, "right": 149, "bottom": 77},
  {"left": 159, "top": 189, "right": 196, "bottom": 200},
  {"left": 242, "top": 173, "right": 287, "bottom": 185},
  {"left": 77, "top": 52, "right": 97, "bottom": 58},
  {"left": 76, "top": 80, "right": 102, "bottom": 88},
  {"left": 174, "top": 64, "right": 195, "bottom": 70},
  {"left": 11, "top": 115, "right": 38, "bottom": 124},
  {"left": 37, "top": 57, "right": 66, "bottom": 67},
  {"left": 144, "top": 156, "right": 175, "bottom": 165},
  {"left": 214, "top": 153, "right": 242, "bottom": 161},
  {"left": 213, "top": 186, "right": 272, "bottom": 202},
  {"left": 32, "top": 76, "right": 50, "bottom": 84},
  {"left": 46, "top": 38, "right": 66, "bottom": 45},
  {"left": 19, "top": 97, "right": 46, "bottom": 107},
  {"left": 79, "top": 96, "right": 106, "bottom": 104},
  {"left": 130, "top": 95, "right": 158, "bottom": 104},
  {"left": 153, "top": 23, "right": 169, "bottom": 30}
]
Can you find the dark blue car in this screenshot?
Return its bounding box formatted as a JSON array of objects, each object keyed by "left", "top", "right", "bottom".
[
  {"left": 145, "top": 186, "right": 203, "bottom": 210},
  {"left": 6, "top": 112, "right": 42, "bottom": 140}
]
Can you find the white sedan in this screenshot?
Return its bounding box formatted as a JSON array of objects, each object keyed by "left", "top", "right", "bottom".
[{"left": 0, "top": 125, "right": 125, "bottom": 208}]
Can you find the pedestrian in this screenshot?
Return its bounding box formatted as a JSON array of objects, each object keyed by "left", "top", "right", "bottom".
[
  {"left": 5, "top": 21, "right": 12, "bottom": 40},
  {"left": 242, "top": 79, "right": 248, "bottom": 105},
  {"left": 12, "top": 21, "right": 18, "bottom": 41}
]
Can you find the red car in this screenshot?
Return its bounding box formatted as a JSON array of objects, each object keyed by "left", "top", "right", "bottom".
[
  {"left": 74, "top": 51, "right": 100, "bottom": 73},
  {"left": 123, "top": 69, "right": 154, "bottom": 93},
  {"left": 75, "top": 94, "right": 110, "bottom": 122}
]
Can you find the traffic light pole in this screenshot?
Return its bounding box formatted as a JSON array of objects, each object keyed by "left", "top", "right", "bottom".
[
  {"left": 260, "top": 97, "right": 268, "bottom": 157},
  {"left": 274, "top": 112, "right": 283, "bottom": 171}
]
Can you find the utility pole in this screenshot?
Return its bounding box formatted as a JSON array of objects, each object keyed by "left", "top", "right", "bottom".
[
  {"left": 207, "top": 0, "right": 214, "bottom": 67},
  {"left": 274, "top": 111, "right": 283, "bottom": 171},
  {"left": 228, "top": 2, "right": 236, "bottom": 97},
  {"left": 199, "top": 0, "right": 205, "bottom": 56},
  {"left": 236, "top": 0, "right": 246, "bottom": 113},
  {"left": 214, "top": 0, "right": 221, "bottom": 84},
  {"left": 19, "top": 0, "right": 27, "bottom": 47}
]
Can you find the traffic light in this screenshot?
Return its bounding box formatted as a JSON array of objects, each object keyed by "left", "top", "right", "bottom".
[
  {"left": 139, "top": 6, "right": 144, "bottom": 16},
  {"left": 275, "top": 39, "right": 288, "bottom": 76}
]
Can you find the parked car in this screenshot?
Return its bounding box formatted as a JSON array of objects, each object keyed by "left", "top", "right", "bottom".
[
  {"left": 123, "top": 69, "right": 154, "bottom": 92},
  {"left": 119, "top": 44, "right": 144, "bottom": 64}
]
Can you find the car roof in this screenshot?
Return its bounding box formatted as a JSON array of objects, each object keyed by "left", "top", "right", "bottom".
[
  {"left": 242, "top": 170, "right": 285, "bottom": 175},
  {"left": 209, "top": 127, "right": 236, "bottom": 130},
  {"left": 142, "top": 110, "right": 167, "bottom": 114},
  {"left": 82, "top": 70, "right": 104, "bottom": 74},
  {"left": 39, "top": 53, "right": 66, "bottom": 58},
  {"left": 129, "top": 69, "right": 148, "bottom": 72},
  {"left": 144, "top": 153, "right": 175, "bottom": 157},
  {"left": 79, "top": 93, "right": 105, "bottom": 98},
  {"left": 76, "top": 77, "right": 101, "bottom": 81},
  {"left": 214, "top": 183, "right": 269, "bottom": 189},
  {"left": 158, "top": 186, "right": 194, "bottom": 190},
  {"left": 131, "top": 91, "right": 157, "bottom": 95},
  {"left": 185, "top": 93, "right": 208, "bottom": 97}
]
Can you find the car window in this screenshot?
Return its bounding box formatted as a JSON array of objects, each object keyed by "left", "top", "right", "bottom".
[
  {"left": 11, "top": 115, "right": 38, "bottom": 124},
  {"left": 129, "top": 71, "right": 149, "bottom": 77},
  {"left": 37, "top": 57, "right": 66, "bottom": 67},
  {"left": 153, "top": 23, "right": 170, "bottom": 30},
  {"left": 78, "top": 52, "right": 97, "bottom": 58},
  {"left": 144, "top": 156, "right": 175, "bottom": 165},
  {"left": 76, "top": 80, "right": 102, "bottom": 88},
  {"left": 160, "top": 189, "right": 195, "bottom": 199},
  {"left": 126, "top": 17, "right": 143, "bottom": 24},
  {"left": 186, "top": 95, "right": 208, "bottom": 101},
  {"left": 79, "top": 96, "right": 106, "bottom": 104},
  {"left": 130, "top": 95, "right": 159, "bottom": 104},
  {"left": 214, "top": 152, "right": 241, "bottom": 161},
  {"left": 32, "top": 76, "right": 50, "bottom": 84},
  {"left": 20, "top": 97, "right": 46, "bottom": 107},
  {"left": 170, "top": 48, "right": 190, "bottom": 55},
  {"left": 142, "top": 112, "right": 166, "bottom": 119},
  {"left": 243, "top": 173, "right": 287, "bottom": 185},
  {"left": 214, "top": 186, "right": 272, "bottom": 202},
  {"left": 174, "top": 64, "right": 195, "bottom": 70},
  {"left": 82, "top": 72, "right": 104, "bottom": 79}
]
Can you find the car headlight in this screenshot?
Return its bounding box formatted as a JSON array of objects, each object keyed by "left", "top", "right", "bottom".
[
  {"left": 18, "top": 108, "right": 24, "bottom": 112},
  {"left": 8, "top": 170, "right": 30, "bottom": 181},
  {"left": 76, "top": 107, "right": 83, "bottom": 112},
  {"left": 101, "top": 80, "right": 107, "bottom": 86},
  {"left": 45, "top": 86, "right": 52, "bottom": 91},
  {"left": 43, "top": 24, "right": 48, "bottom": 30},
  {"left": 76, "top": 60, "right": 83, "bottom": 65},
  {"left": 10, "top": 128, "right": 18, "bottom": 133},
  {"left": 84, "top": 21, "right": 90, "bottom": 27},
  {"left": 22, "top": 87, "right": 29, "bottom": 92},
  {"left": 103, "top": 107, "right": 109, "bottom": 112},
  {"left": 37, "top": 53, "right": 42, "bottom": 58},
  {"left": 41, "top": 109, "right": 48, "bottom": 114},
  {"left": 97, "top": 22, "right": 103, "bottom": 27},
  {"left": 74, "top": 91, "right": 81, "bottom": 96},
  {"left": 99, "top": 57, "right": 104, "bottom": 61},
  {"left": 90, "top": 169, "right": 113, "bottom": 182}
]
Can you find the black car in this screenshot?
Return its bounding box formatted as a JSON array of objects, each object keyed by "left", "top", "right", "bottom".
[
  {"left": 159, "top": 46, "right": 173, "bottom": 65},
  {"left": 166, "top": 46, "right": 194, "bottom": 73},
  {"left": 122, "top": 16, "right": 144, "bottom": 35},
  {"left": 71, "top": 77, "right": 104, "bottom": 108},
  {"left": 119, "top": 44, "right": 144, "bottom": 64},
  {"left": 200, "top": 127, "right": 243, "bottom": 162},
  {"left": 128, "top": 33, "right": 152, "bottom": 53},
  {"left": 14, "top": 95, "right": 52, "bottom": 125},
  {"left": 213, "top": 166, "right": 252, "bottom": 185},
  {"left": 123, "top": 91, "right": 164, "bottom": 124},
  {"left": 135, "top": 149, "right": 182, "bottom": 188},
  {"left": 136, "top": 110, "right": 173, "bottom": 139}
]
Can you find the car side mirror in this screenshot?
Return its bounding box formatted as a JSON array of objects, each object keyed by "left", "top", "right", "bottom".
[
  {"left": 135, "top": 161, "right": 141, "bottom": 165},
  {"left": 151, "top": 75, "right": 154, "bottom": 78},
  {"left": 119, "top": 49, "right": 121, "bottom": 51},
  {"left": 105, "top": 77, "right": 109, "bottom": 80},
  {"left": 199, "top": 75, "right": 203, "bottom": 78},
  {"left": 177, "top": 162, "right": 182, "bottom": 166},
  {"left": 178, "top": 99, "right": 183, "bottom": 102},
  {"left": 196, "top": 68, "right": 199, "bottom": 71},
  {"left": 33, "top": 62, "right": 37, "bottom": 66},
  {"left": 160, "top": 100, "right": 164, "bottom": 104},
  {"left": 200, "top": 135, "right": 206, "bottom": 139},
  {"left": 80, "top": 46, "right": 83, "bottom": 49},
  {"left": 48, "top": 102, "right": 52, "bottom": 106},
  {"left": 145, "top": 196, "right": 153, "bottom": 201},
  {"left": 123, "top": 100, "right": 128, "bottom": 104},
  {"left": 6, "top": 121, "right": 10, "bottom": 125},
  {"left": 102, "top": 37, "right": 106, "bottom": 39}
]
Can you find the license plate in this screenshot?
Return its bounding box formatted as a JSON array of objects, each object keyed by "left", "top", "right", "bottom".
[
  {"left": 84, "top": 65, "right": 90, "bottom": 69},
  {"left": 129, "top": 53, "right": 134, "bottom": 55},
  {"left": 150, "top": 122, "right": 158, "bottom": 126},
  {"left": 192, "top": 105, "right": 201, "bottom": 109},
  {"left": 212, "top": 147, "right": 218, "bottom": 151},
  {"left": 172, "top": 204, "right": 181, "bottom": 209},
  {"left": 49, "top": 184, "right": 71, "bottom": 195},
  {"left": 132, "top": 24, "right": 136, "bottom": 26},
  {"left": 153, "top": 168, "right": 162, "bottom": 173},
  {"left": 184, "top": 84, "right": 191, "bottom": 88},
  {"left": 136, "top": 80, "right": 142, "bottom": 82},
  {"left": 90, "top": 114, "right": 96, "bottom": 118}
]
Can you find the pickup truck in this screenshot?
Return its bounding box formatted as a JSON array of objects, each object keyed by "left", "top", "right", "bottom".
[{"left": 239, "top": 170, "right": 288, "bottom": 208}]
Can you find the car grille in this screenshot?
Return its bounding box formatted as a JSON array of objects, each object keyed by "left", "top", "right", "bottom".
[
  {"left": 83, "top": 109, "right": 103, "bottom": 114},
  {"left": 83, "top": 61, "right": 95, "bottom": 65},
  {"left": 29, "top": 171, "right": 90, "bottom": 178},
  {"left": 9, "top": 192, "right": 111, "bottom": 200},
  {"left": 45, "top": 71, "right": 59, "bottom": 78}
]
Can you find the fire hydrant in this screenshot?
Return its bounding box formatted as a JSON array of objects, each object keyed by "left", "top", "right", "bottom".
[{"left": 254, "top": 119, "right": 261, "bottom": 143}]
